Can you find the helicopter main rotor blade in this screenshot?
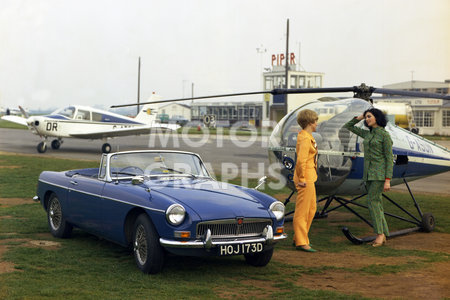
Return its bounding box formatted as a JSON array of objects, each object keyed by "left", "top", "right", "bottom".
[
  {"left": 110, "top": 87, "right": 360, "bottom": 108},
  {"left": 111, "top": 91, "right": 267, "bottom": 108},
  {"left": 111, "top": 84, "right": 449, "bottom": 108},
  {"left": 372, "top": 88, "right": 450, "bottom": 100}
]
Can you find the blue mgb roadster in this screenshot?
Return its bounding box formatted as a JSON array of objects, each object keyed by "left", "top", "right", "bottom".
[{"left": 35, "top": 150, "right": 287, "bottom": 273}]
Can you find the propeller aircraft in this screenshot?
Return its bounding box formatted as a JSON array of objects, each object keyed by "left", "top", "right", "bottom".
[
  {"left": 1, "top": 95, "right": 179, "bottom": 154},
  {"left": 113, "top": 83, "right": 450, "bottom": 243}
]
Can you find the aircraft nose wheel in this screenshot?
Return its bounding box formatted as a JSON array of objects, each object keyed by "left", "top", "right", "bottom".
[
  {"left": 421, "top": 212, "right": 435, "bottom": 232},
  {"left": 37, "top": 142, "right": 47, "bottom": 153},
  {"left": 102, "top": 143, "right": 112, "bottom": 153}
]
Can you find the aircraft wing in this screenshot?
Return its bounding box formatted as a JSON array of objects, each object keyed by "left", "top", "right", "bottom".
[
  {"left": 1, "top": 115, "right": 28, "bottom": 127},
  {"left": 69, "top": 123, "right": 180, "bottom": 139}
]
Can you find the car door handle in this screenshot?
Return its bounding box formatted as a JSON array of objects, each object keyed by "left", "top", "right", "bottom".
[{"left": 70, "top": 181, "right": 78, "bottom": 186}]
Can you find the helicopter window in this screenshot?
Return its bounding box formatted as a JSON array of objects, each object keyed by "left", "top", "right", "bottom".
[{"left": 277, "top": 98, "right": 372, "bottom": 149}]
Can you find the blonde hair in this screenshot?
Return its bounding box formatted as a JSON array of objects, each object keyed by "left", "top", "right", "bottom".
[{"left": 297, "top": 109, "right": 318, "bottom": 129}]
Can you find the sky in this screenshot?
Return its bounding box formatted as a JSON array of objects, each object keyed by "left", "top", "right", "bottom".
[{"left": 0, "top": 0, "right": 449, "bottom": 111}]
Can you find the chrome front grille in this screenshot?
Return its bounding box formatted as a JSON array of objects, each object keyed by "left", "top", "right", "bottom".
[{"left": 196, "top": 218, "right": 272, "bottom": 239}]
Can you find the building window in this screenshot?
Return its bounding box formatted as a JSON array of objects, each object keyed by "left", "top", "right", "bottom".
[
  {"left": 290, "top": 76, "right": 296, "bottom": 88},
  {"left": 265, "top": 77, "right": 273, "bottom": 90},
  {"left": 299, "top": 76, "right": 305, "bottom": 88},
  {"left": 443, "top": 110, "right": 450, "bottom": 127},
  {"left": 414, "top": 110, "right": 434, "bottom": 127},
  {"left": 316, "top": 76, "right": 322, "bottom": 87}
]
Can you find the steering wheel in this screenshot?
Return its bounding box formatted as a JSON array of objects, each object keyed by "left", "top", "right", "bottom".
[{"left": 118, "top": 166, "right": 144, "bottom": 175}]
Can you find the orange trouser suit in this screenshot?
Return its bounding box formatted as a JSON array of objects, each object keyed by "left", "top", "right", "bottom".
[{"left": 292, "top": 130, "right": 318, "bottom": 247}]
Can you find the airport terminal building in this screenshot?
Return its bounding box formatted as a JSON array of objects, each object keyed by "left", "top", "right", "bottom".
[
  {"left": 382, "top": 80, "right": 450, "bottom": 136},
  {"left": 261, "top": 53, "right": 324, "bottom": 126},
  {"left": 190, "top": 101, "right": 263, "bottom": 127}
]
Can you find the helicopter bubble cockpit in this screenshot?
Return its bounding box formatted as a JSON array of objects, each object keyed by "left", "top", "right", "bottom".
[{"left": 268, "top": 98, "right": 372, "bottom": 195}]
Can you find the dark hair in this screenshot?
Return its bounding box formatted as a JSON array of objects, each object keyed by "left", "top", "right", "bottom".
[{"left": 363, "top": 108, "right": 388, "bottom": 128}]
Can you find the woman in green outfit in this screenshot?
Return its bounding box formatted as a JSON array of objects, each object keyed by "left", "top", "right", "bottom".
[{"left": 344, "top": 108, "right": 393, "bottom": 247}]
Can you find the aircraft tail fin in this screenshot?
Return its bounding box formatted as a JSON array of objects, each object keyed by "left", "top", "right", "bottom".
[{"left": 134, "top": 94, "right": 160, "bottom": 124}]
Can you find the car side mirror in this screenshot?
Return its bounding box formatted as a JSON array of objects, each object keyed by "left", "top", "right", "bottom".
[{"left": 254, "top": 176, "right": 267, "bottom": 190}]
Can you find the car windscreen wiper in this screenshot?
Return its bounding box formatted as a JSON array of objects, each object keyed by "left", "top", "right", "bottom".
[
  {"left": 113, "top": 171, "right": 139, "bottom": 177},
  {"left": 158, "top": 167, "right": 203, "bottom": 179}
]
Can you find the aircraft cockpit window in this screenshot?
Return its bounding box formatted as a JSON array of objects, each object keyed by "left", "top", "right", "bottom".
[
  {"left": 92, "top": 112, "right": 103, "bottom": 122},
  {"left": 76, "top": 110, "right": 91, "bottom": 121},
  {"left": 53, "top": 106, "right": 75, "bottom": 119}
]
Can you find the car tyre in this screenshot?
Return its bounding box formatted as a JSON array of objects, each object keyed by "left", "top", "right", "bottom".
[
  {"left": 47, "top": 193, "right": 72, "bottom": 238},
  {"left": 132, "top": 214, "right": 165, "bottom": 274},
  {"left": 244, "top": 248, "right": 274, "bottom": 267}
]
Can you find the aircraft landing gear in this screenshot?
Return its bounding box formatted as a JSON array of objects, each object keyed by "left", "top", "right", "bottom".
[
  {"left": 51, "top": 139, "right": 62, "bottom": 150},
  {"left": 319, "top": 178, "right": 436, "bottom": 244},
  {"left": 37, "top": 141, "right": 47, "bottom": 153},
  {"left": 421, "top": 212, "right": 435, "bottom": 232},
  {"left": 102, "top": 143, "right": 112, "bottom": 153}
]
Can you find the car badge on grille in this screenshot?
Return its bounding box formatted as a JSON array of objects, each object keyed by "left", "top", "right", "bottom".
[{"left": 236, "top": 217, "right": 244, "bottom": 225}]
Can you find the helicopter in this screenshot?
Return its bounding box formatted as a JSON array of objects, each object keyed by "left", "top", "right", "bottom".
[{"left": 111, "top": 84, "right": 450, "bottom": 244}]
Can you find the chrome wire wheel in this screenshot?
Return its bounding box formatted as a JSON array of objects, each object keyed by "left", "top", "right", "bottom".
[
  {"left": 49, "top": 197, "right": 62, "bottom": 231},
  {"left": 134, "top": 224, "right": 148, "bottom": 265}
]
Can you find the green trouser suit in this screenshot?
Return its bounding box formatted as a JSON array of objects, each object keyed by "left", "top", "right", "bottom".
[
  {"left": 365, "top": 181, "right": 389, "bottom": 235},
  {"left": 344, "top": 117, "right": 393, "bottom": 236}
]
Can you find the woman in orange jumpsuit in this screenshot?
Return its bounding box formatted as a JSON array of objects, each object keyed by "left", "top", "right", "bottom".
[{"left": 293, "top": 109, "right": 318, "bottom": 252}]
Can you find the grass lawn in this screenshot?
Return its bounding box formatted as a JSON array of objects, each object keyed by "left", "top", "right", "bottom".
[
  {"left": 0, "top": 153, "right": 449, "bottom": 299},
  {"left": 0, "top": 120, "right": 27, "bottom": 130}
]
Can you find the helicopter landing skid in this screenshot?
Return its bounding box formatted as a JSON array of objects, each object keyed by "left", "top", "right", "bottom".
[
  {"left": 316, "top": 178, "right": 435, "bottom": 244},
  {"left": 342, "top": 226, "right": 421, "bottom": 245}
]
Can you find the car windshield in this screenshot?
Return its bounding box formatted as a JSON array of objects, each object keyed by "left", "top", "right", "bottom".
[{"left": 109, "top": 152, "right": 210, "bottom": 179}]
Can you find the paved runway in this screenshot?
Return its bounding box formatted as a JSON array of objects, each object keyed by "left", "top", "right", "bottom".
[
  {"left": 0, "top": 128, "right": 271, "bottom": 180},
  {"left": 0, "top": 128, "right": 449, "bottom": 195}
]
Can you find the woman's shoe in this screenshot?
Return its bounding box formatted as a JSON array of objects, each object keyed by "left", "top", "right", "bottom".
[
  {"left": 292, "top": 242, "right": 313, "bottom": 247},
  {"left": 372, "top": 235, "right": 386, "bottom": 247},
  {"left": 296, "top": 246, "right": 317, "bottom": 252}
]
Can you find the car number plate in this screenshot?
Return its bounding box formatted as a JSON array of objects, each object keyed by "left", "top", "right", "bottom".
[{"left": 219, "top": 243, "right": 263, "bottom": 256}]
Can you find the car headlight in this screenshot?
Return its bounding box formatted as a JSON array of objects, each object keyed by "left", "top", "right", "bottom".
[
  {"left": 269, "top": 201, "right": 285, "bottom": 221},
  {"left": 166, "top": 204, "right": 186, "bottom": 226}
]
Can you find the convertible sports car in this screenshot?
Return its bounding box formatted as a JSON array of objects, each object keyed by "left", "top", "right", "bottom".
[{"left": 34, "top": 150, "right": 287, "bottom": 273}]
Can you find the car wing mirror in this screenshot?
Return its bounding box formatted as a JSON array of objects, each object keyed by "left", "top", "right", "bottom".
[{"left": 254, "top": 176, "right": 267, "bottom": 190}]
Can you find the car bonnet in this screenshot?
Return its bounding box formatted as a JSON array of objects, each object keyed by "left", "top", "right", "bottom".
[{"left": 148, "top": 179, "right": 271, "bottom": 219}]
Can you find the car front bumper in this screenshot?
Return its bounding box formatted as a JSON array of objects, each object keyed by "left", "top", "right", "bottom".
[{"left": 159, "top": 225, "right": 287, "bottom": 249}]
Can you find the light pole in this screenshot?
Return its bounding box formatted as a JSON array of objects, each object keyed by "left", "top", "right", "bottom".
[{"left": 256, "top": 44, "right": 267, "bottom": 74}]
